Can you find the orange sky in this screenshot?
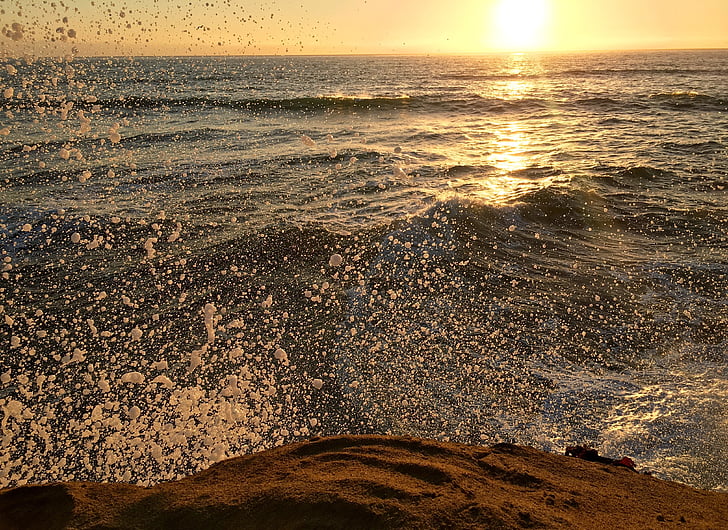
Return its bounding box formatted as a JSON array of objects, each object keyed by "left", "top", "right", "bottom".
[{"left": 2, "top": 0, "right": 727, "bottom": 56}]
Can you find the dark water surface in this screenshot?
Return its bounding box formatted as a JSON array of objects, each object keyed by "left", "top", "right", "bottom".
[{"left": 0, "top": 51, "right": 726, "bottom": 489}]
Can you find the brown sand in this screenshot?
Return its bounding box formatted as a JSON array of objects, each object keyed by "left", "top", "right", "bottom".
[{"left": 1, "top": 435, "right": 726, "bottom": 529}]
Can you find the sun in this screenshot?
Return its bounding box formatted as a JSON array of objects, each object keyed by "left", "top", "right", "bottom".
[{"left": 490, "top": 0, "right": 550, "bottom": 52}]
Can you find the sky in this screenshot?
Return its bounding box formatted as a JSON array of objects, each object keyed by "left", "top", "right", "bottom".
[{"left": 2, "top": 0, "right": 727, "bottom": 56}]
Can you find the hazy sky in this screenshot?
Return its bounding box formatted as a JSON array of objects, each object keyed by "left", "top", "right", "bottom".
[{"left": 3, "top": 0, "right": 727, "bottom": 55}]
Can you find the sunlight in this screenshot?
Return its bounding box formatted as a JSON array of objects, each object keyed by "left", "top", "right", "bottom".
[
  {"left": 490, "top": 0, "right": 550, "bottom": 51},
  {"left": 488, "top": 120, "right": 530, "bottom": 172},
  {"left": 473, "top": 172, "right": 558, "bottom": 204}
]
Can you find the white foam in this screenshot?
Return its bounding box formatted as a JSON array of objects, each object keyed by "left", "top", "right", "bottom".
[
  {"left": 130, "top": 327, "right": 143, "bottom": 341},
  {"left": 188, "top": 345, "right": 207, "bottom": 373},
  {"left": 120, "top": 371, "right": 145, "bottom": 384},
  {"left": 127, "top": 405, "right": 141, "bottom": 421},
  {"left": 97, "top": 376, "right": 110, "bottom": 393},
  {"left": 393, "top": 166, "right": 407, "bottom": 178},
  {"left": 273, "top": 348, "right": 288, "bottom": 363},
  {"left": 203, "top": 303, "right": 217, "bottom": 343},
  {"left": 109, "top": 123, "right": 121, "bottom": 144},
  {"left": 301, "top": 134, "right": 316, "bottom": 147},
  {"left": 144, "top": 238, "right": 157, "bottom": 259},
  {"left": 151, "top": 375, "right": 174, "bottom": 389}
]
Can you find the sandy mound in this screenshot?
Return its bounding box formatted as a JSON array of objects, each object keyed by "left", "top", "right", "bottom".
[{"left": 1, "top": 435, "right": 726, "bottom": 529}]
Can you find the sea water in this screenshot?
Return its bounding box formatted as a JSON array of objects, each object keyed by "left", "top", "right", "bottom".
[{"left": 0, "top": 51, "right": 726, "bottom": 490}]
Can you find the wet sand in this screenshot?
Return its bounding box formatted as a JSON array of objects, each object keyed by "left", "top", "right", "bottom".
[{"left": 1, "top": 435, "right": 726, "bottom": 529}]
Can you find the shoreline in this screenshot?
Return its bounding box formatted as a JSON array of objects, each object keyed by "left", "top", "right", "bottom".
[{"left": 2, "top": 434, "right": 726, "bottom": 529}]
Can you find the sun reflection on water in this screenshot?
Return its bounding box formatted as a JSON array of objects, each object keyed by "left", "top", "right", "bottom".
[
  {"left": 470, "top": 171, "right": 563, "bottom": 204},
  {"left": 488, "top": 120, "right": 530, "bottom": 172},
  {"left": 469, "top": 53, "right": 562, "bottom": 204}
]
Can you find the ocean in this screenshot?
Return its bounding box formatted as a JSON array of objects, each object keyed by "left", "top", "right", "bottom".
[{"left": 0, "top": 51, "right": 726, "bottom": 490}]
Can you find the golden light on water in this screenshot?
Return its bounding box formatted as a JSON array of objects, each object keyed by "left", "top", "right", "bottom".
[
  {"left": 488, "top": 120, "right": 530, "bottom": 173},
  {"left": 473, "top": 173, "right": 560, "bottom": 204},
  {"left": 467, "top": 53, "right": 562, "bottom": 204},
  {"left": 447, "top": 111, "right": 562, "bottom": 205},
  {"left": 487, "top": 58, "right": 536, "bottom": 174}
]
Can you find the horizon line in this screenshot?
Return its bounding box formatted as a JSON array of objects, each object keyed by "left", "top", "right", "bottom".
[{"left": 5, "top": 46, "right": 728, "bottom": 60}]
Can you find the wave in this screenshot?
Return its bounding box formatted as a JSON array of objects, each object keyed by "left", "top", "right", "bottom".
[
  {"left": 559, "top": 67, "right": 727, "bottom": 77},
  {"left": 614, "top": 166, "right": 677, "bottom": 181},
  {"left": 7, "top": 93, "right": 554, "bottom": 117},
  {"left": 436, "top": 67, "right": 726, "bottom": 82},
  {"left": 661, "top": 141, "right": 726, "bottom": 155},
  {"left": 649, "top": 92, "right": 728, "bottom": 111},
  {"left": 12, "top": 89, "right": 725, "bottom": 119},
  {"left": 333, "top": 189, "right": 727, "bottom": 450},
  {"left": 90, "top": 94, "right": 421, "bottom": 113}
]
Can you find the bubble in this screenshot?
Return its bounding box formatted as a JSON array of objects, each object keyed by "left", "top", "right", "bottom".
[
  {"left": 188, "top": 345, "right": 206, "bottom": 373},
  {"left": 300, "top": 134, "right": 316, "bottom": 147},
  {"left": 98, "top": 377, "right": 111, "bottom": 393},
  {"left": 312, "top": 378, "right": 323, "bottom": 390},
  {"left": 130, "top": 327, "right": 143, "bottom": 341},
  {"left": 203, "top": 303, "right": 217, "bottom": 343},
  {"left": 151, "top": 375, "right": 174, "bottom": 389},
  {"left": 144, "top": 238, "right": 157, "bottom": 258},
  {"left": 273, "top": 348, "right": 288, "bottom": 363},
  {"left": 109, "top": 124, "right": 121, "bottom": 144},
  {"left": 329, "top": 253, "right": 343, "bottom": 267},
  {"left": 120, "top": 372, "right": 145, "bottom": 384}
]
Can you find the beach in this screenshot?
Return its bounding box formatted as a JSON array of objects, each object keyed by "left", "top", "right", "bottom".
[{"left": 2, "top": 435, "right": 728, "bottom": 529}]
